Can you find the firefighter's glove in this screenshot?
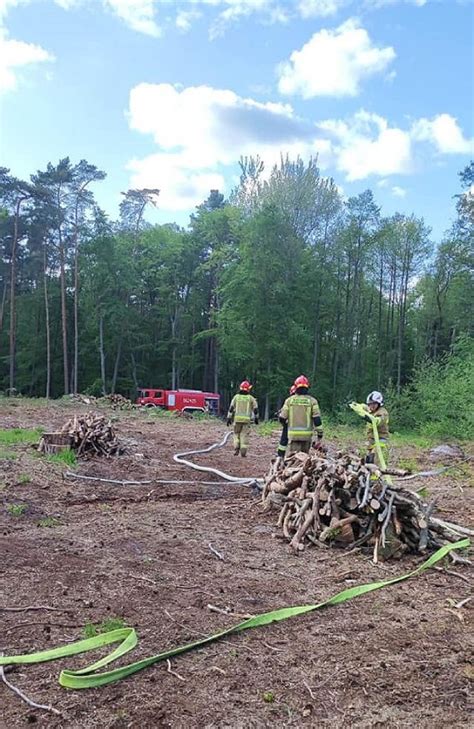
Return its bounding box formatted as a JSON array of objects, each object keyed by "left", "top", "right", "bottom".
[
  {"left": 365, "top": 452, "right": 375, "bottom": 464},
  {"left": 226, "top": 418, "right": 232, "bottom": 427},
  {"left": 254, "top": 418, "right": 259, "bottom": 425},
  {"left": 349, "top": 402, "right": 369, "bottom": 419}
]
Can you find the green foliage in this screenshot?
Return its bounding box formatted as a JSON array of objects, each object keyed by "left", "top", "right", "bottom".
[
  {"left": 1, "top": 155, "right": 473, "bottom": 435},
  {"left": 257, "top": 420, "right": 279, "bottom": 436},
  {"left": 37, "top": 516, "right": 60, "bottom": 527},
  {"left": 390, "top": 338, "right": 474, "bottom": 440},
  {"left": 396, "top": 457, "right": 418, "bottom": 472},
  {"left": 18, "top": 473, "right": 31, "bottom": 484},
  {"left": 0, "top": 428, "right": 43, "bottom": 445},
  {"left": 46, "top": 448, "right": 77, "bottom": 466},
  {"left": 83, "top": 617, "right": 126, "bottom": 639},
  {"left": 6, "top": 503, "right": 27, "bottom": 516},
  {"left": 263, "top": 691, "right": 275, "bottom": 703}
]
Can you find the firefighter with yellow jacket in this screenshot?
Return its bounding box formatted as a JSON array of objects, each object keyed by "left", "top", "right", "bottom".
[
  {"left": 279, "top": 375, "right": 323, "bottom": 457},
  {"left": 227, "top": 381, "right": 259, "bottom": 457},
  {"left": 364, "top": 390, "right": 390, "bottom": 466}
]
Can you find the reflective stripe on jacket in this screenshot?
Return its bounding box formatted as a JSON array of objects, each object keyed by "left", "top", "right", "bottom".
[
  {"left": 228, "top": 394, "right": 257, "bottom": 424},
  {"left": 366, "top": 406, "right": 390, "bottom": 446},
  {"left": 281, "top": 394, "right": 321, "bottom": 441}
]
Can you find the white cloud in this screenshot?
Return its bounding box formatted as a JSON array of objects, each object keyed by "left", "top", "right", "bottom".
[
  {"left": 126, "top": 83, "right": 473, "bottom": 211},
  {"left": 103, "top": 0, "right": 161, "bottom": 36},
  {"left": 127, "top": 82, "right": 316, "bottom": 167},
  {"left": 364, "top": 0, "right": 427, "bottom": 7},
  {"left": 126, "top": 81, "right": 333, "bottom": 209},
  {"left": 206, "top": 0, "right": 288, "bottom": 39},
  {"left": 318, "top": 110, "right": 412, "bottom": 179},
  {"left": 127, "top": 153, "right": 226, "bottom": 210},
  {"left": 175, "top": 8, "right": 202, "bottom": 32},
  {"left": 277, "top": 18, "right": 396, "bottom": 98},
  {"left": 0, "top": 27, "right": 54, "bottom": 92},
  {"left": 298, "top": 0, "right": 347, "bottom": 17},
  {"left": 411, "top": 113, "right": 473, "bottom": 155},
  {"left": 391, "top": 185, "right": 406, "bottom": 197}
]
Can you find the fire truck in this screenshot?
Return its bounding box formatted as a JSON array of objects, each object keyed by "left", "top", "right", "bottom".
[{"left": 136, "top": 388, "right": 220, "bottom": 415}]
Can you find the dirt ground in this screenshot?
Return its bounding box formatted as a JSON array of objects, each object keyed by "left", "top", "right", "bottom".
[{"left": 1, "top": 401, "right": 473, "bottom": 729}]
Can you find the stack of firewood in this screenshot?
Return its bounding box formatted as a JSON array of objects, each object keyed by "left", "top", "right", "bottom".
[
  {"left": 60, "top": 413, "right": 123, "bottom": 457},
  {"left": 263, "top": 451, "right": 471, "bottom": 562},
  {"left": 99, "top": 394, "right": 135, "bottom": 410}
]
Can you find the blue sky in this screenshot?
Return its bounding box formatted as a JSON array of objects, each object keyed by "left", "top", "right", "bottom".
[{"left": 0, "top": 0, "right": 473, "bottom": 238}]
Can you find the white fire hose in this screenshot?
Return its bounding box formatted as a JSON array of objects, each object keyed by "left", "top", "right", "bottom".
[{"left": 173, "top": 431, "right": 263, "bottom": 488}]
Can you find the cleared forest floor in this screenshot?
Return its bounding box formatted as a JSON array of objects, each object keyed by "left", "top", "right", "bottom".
[{"left": 1, "top": 400, "right": 473, "bottom": 729}]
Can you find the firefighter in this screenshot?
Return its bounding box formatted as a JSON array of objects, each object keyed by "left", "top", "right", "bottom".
[
  {"left": 227, "top": 380, "right": 259, "bottom": 457},
  {"left": 364, "top": 391, "right": 390, "bottom": 466},
  {"left": 276, "top": 384, "right": 296, "bottom": 465},
  {"left": 279, "top": 375, "right": 323, "bottom": 457}
]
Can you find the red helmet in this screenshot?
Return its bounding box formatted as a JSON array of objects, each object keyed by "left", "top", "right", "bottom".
[
  {"left": 294, "top": 375, "right": 310, "bottom": 389},
  {"left": 289, "top": 385, "right": 296, "bottom": 395},
  {"left": 239, "top": 380, "right": 252, "bottom": 392}
]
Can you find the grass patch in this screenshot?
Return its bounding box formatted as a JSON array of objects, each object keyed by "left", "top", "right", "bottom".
[
  {"left": 391, "top": 431, "right": 435, "bottom": 449},
  {"left": 146, "top": 407, "right": 179, "bottom": 419},
  {"left": 46, "top": 448, "right": 77, "bottom": 467},
  {"left": 0, "top": 427, "right": 43, "bottom": 446},
  {"left": 37, "top": 516, "right": 60, "bottom": 528},
  {"left": 397, "top": 457, "right": 419, "bottom": 472},
  {"left": 18, "top": 473, "right": 31, "bottom": 484},
  {"left": 6, "top": 503, "right": 27, "bottom": 516},
  {"left": 0, "top": 450, "right": 17, "bottom": 460},
  {"left": 83, "top": 617, "right": 127, "bottom": 639},
  {"left": 257, "top": 420, "right": 279, "bottom": 436}
]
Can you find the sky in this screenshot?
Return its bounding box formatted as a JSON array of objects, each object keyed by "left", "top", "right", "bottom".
[{"left": 0, "top": 0, "right": 473, "bottom": 238}]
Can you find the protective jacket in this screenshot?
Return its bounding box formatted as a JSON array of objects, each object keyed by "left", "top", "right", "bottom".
[
  {"left": 366, "top": 406, "right": 390, "bottom": 447},
  {"left": 280, "top": 394, "right": 322, "bottom": 442},
  {"left": 228, "top": 393, "right": 258, "bottom": 424}
]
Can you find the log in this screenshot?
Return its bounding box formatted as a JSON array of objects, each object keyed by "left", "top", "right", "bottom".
[{"left": 264, "top": 449, "right": 471, "bottom": 562}]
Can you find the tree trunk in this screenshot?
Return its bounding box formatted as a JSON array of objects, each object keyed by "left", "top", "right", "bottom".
[
  {"left": 73, "top": 235, "right": 79, "bottom": 394},
  {"left": 43, "top": 246, "right": 51, "bottom": 400},
  {"left": 9, "top": 196, "right": 26, "bottom": 394},
  {"left": 0, "top": 280, "right": 7, "bottom": 335},
  {"left": 111, "top": 337, "right": 122, "bottom": 393},
  {"left": 170, "top": 310, "right": 178, "bottom": 390},
  {"left": 59, "top": 231, "right": 69, "bottom": 395},
  {"left": 377, "top": 255, "right": 384, "bottom": 388},
  {"left": 213, "top": 335, "right": 219, "bottom": 393},
  {"left": 99, "top": 312, "right": 107, "bottom": 395},
  {"left": 130, "top": 349, "right": 138, "bottom": 393}
]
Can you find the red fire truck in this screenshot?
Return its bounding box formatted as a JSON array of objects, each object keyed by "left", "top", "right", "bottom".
[{"left": 136, "top": 388, "right": 220, "bottom": 415}]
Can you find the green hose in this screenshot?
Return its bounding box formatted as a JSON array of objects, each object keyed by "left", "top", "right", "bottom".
[{"left": 0, "top": 538, "right": 468, "bottom": 690}]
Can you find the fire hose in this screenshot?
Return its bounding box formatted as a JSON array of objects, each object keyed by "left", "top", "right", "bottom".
[
  {"left": 0, "top": 539, "right": 468, "bottom": 690},
  {"left": 350, "top": 402, "right": 391, "bottom": 482},
  {"left": 173, "top": 430, "right": 263, "bottom": 488}
]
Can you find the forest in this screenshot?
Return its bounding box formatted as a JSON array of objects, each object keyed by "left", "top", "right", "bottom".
[{"left": 0, "top": 156, "right": 473, "bottom": 436}]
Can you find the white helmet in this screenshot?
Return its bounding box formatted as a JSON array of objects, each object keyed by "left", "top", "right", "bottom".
[{"left": 367, "top": 390, "right": 383, "bottom": 405}]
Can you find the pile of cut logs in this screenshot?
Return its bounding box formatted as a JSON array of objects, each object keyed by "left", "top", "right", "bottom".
[
  {"left": 262, "top": 451, "right": 472, "bottom": 562},
  {"left": 68, "top": 393, "right": 135, "bottom": 410},
  {"left": 60, "top": 413, "right": 123, "bottom": 457},
  {"left": 99, "top": 394, "right": 135, "bottom": 410}
]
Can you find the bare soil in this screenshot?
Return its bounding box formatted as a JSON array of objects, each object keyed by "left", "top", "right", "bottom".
[{"left": 1, "top": 401, "right": 473, "bottom": 729}]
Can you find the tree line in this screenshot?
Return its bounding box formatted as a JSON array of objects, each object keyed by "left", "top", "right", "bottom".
[{"left": 0, "top": 156, "right": 472, "bottom": 425}]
